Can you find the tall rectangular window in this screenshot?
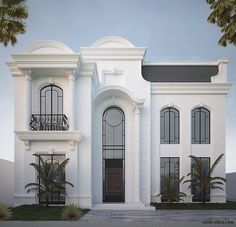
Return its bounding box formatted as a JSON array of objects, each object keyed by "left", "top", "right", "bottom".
[
  {"left": 160, "top": 157, "right": 179, "bottom": 202},
  {"left": 38, "top": 154, "right": 66, "bottom": 204},
  {"left": 191, "top": 157, "right": 210, "bottom": 202}
]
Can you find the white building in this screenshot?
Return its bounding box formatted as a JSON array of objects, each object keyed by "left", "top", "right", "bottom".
[{"left": 7, "top": 36, "right": 231, "bottom": 209}]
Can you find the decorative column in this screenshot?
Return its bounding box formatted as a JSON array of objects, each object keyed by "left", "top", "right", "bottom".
[
  {"left": 133, "top": 103, "right": 142, "bottom": 203},
  {"left": 24, "top": 70, "right": 32, "bottom": 131},
  {"left": 67, "top": 70, "right": 77, "bottom": 131}
]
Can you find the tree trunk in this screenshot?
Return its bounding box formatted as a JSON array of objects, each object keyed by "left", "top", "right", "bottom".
[
  {"left": 46, "top": 197, "right": 49, "bottom": 207},
  {"left": 202, "top": 187, "right": 206, "bottom": 204}
]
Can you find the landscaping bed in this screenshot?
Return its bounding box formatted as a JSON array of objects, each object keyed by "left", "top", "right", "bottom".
[
  {"left": 151, "top": 201, "right": 236, "bottom": 210},
  {"left": 10, "top": 205, "right": 89, "bottom": 221}
]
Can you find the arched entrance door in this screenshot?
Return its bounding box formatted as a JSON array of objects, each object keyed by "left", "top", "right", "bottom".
[{"left": 102, "top": 107, "right": 125, "bottom": 202}]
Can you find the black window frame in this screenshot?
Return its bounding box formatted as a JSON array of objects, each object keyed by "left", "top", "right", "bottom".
[
  {"left": 160, "top": 107, "right": 180, "bottom": 144},
  {"left": 160, "top": 157, "right": 180, "bottom": 202},
  {"left": 38, "top": 154, "right": 66, "bottom": 205},
  {"left": 191, "top": 157, "right": 210, "bottom": 202},
  {"left": 40, "top": 84, "right": 63, "bottom": 116},
  {"left": 102, "top": 106, "right": 125, "bottom": 202},
  {"left": 192, "top": 107, "right": 210, "bottom": 144}
]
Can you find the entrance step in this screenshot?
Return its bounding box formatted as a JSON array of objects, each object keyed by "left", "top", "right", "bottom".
[{"left": 92, "top": 203, "right": 155, "bottom": 210}]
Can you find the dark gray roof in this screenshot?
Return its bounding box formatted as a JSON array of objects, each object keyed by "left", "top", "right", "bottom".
[{"left": 142, "top": 65, "right": 219, "bottom": 82}]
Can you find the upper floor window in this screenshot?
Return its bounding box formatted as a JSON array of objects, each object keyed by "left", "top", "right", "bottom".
[
  {"left": 40, "top": 84, "right": 63, "bottom": 115},
  {"left": 192, "top": 107, "right": 210, "bottom": 144},
  {"left": 30, "top": 84, "right": 69, "bottom": 131},
  {"left": 160, "top": 107, "right": 180, "bottom": 144}
]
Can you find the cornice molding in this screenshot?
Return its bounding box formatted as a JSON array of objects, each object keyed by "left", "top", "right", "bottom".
[
  {"left": 6, "top": 62, "right": 23, "bottom": 76},
  {"left": 78, "top": 62, "right": 97, "bottom": 77},
  {"left": 143, "top": 59, "right": 229, "bottom": 66},
  {"left": 80, "top": 47, "right": 146, "bottom": 61},
  {"left": 15, "top": 131, "right": 83, "bottom": 151},
  {"left": 151, "top": 83, "right": 232, "bottom": 95},
  {"left": 15, "top": 130, "right": 83, "bottom": 141},
  {"left": 10, "top": 54, "right": 80, "bottom": 69}
]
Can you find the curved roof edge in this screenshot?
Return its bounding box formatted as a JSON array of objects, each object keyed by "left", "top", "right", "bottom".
[
  {"left": 91, "top": 36, "right": 135, "bottom": 48},
  {"left": 24, "top": 40, "right": 74, "bottom": 54}
]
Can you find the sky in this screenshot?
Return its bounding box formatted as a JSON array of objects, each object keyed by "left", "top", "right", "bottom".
[{"left": 0, "top": 0, "right": 236, "bottom": 173}]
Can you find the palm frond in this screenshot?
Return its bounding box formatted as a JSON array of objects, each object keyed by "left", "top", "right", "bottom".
[
  {"left": 29, "top": 163, "right": 41, "bottom": 173},
  {"left": 26, "top": 187, "right": 39, "bottom": 194},
  {"left": 210, "top": 185, "right": 224, "bottom": 191},
  {"left": 64, "top": 181, "right": 74, "bottom": 187},
  {"left": 0, "top": 0, "right": 28, "bottom": 46},
  {"left": 210, "top": 154, "right": 224, "bottom": 174},
  {"left": 210, "top": 181, "right": 224, "bottom": 185},
  {"left": 210, "top": 176, "right": 226, "bottom": 182},
  {"left": 60, "top": 158, "right": 70, "bottom": 169},
  {"left": 25, "top": 182, "right": 41, "bottom": 188}
]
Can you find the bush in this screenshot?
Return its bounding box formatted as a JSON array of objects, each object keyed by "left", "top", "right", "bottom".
[
  {"left": 0, "top": 203, "right": 12, "bottom": 221},
  {"left": 61, "top": 204, "right": 82, "bottom": 221}
]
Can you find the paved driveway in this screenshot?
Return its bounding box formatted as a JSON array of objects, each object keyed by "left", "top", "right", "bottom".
[
  {"left": 0, "top": 210, "right": 236, "bottom": 227},
  {"left": 81, "top": 209, "right": 236, "bottom": 223}
]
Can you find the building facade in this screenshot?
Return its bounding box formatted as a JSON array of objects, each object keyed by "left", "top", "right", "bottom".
[{"left": 7, "top": 36, "right": 231, "bottom": 209}]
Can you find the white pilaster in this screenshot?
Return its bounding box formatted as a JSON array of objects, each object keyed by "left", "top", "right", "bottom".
[
  {"left": 67, "top": 70, "right": 77, "bottom": 131},
  {"left": 133, "top": 103, "right": 142, "bottom": 203},
  {"left": 24, "top": 70, "right": 32, "bottom": 131}
]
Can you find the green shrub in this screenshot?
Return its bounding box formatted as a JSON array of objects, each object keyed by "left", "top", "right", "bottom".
[
  {"left": 0, "top": 203, "right": 12, "bottom": 220},
  {"left": 61, "top": 204, "right": 82, "bottom": 221}
]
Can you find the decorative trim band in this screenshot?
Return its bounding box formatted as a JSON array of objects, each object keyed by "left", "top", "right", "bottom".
[
  {"left": 15, "top": 131, "right": 83, "bottom": 142},
  {"left": 151, "top": 83, "right": 232, "bottom": 95}
]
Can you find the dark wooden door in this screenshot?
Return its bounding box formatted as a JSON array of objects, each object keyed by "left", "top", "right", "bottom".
[{"left": 104, "top": 159, "right": 124, "bottom": 202}]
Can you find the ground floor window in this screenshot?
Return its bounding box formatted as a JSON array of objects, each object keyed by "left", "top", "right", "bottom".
[
  {"left": 38, "top": 154, "right": 66, "bottom": 204},
  {"left": 160, "top": 157, "right": 179, "bottom": 202},
  {"left": 191, "top": 157, "right": 210, "bottom": 202}
]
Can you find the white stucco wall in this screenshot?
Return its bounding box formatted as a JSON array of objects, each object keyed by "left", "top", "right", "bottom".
[
  {"left": 151, "top": 93, "right": 227, "bottom": 203},
  {"left": 0, "top": 159, "right": 14, "bottom": 206}
]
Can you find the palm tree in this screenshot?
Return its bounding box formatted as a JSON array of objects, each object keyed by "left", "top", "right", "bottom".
[
  {"left": 25, "top": 154, "right": 73, "bottom": 207},
  {"left": 184, "top": 154, "right": 226, "bottom": 203},
  {"left": 0, "top": 0, "right": 28, "bottom": 46},
  {"left": 156, "top": 176, "right": 187, "bottom": 203},
  {"left": 206, "top": 0, "right": 236, "bottom": 46}
]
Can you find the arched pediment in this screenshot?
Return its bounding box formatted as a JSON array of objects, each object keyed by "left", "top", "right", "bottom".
[
  {"left": 94, "top": 86, "right": 144, "bottom": 106},
  {"left": 24, "top": 40, "right": 74, "bottom": 54},
  {"left": 91, "top": 36, "right": 135, "bottom": 48}
]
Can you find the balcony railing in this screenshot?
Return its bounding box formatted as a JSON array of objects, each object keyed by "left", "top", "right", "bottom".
[{"left": 30, "top": 114, "right": 69, "bottom": 131}]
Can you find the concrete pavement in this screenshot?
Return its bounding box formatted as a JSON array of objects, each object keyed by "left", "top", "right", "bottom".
[{"left": 0, "top": 210, "right": 236, "bottom": 227}]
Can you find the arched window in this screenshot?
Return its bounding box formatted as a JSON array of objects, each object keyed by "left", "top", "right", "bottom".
[
  {"left": 102, "top": 106, "right": 125, "bottom": 202},
  {"left": 191, "top": 107, "right": 210, "bottom": 144},
  {"left": 30, "top": 84, "right": 68, "bottom": 131},
  {"left": 40, "top": 84, "right": 63, "bottom": 115},
  {"left": 160, "top": 107, "right": 180, "bottom": 144}
]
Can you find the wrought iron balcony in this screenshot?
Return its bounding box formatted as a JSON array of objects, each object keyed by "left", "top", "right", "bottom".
[{"left": 30, "top": 114, "right": 69, "bottom": 131}]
